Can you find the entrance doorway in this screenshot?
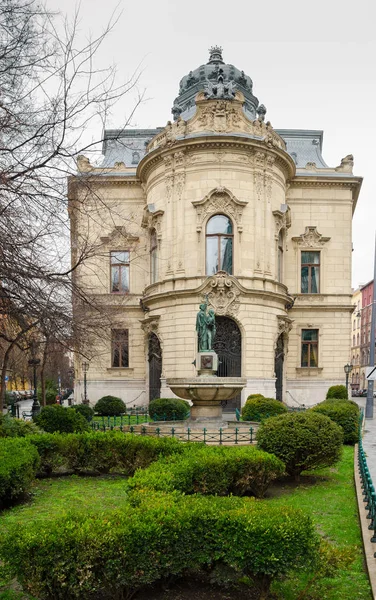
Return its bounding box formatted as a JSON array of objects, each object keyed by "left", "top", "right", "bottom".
[
  {"left": 274, "top": 334, "right": 284, "bottom": 401},
  {"left": 148, "top": 333, "right": 162, "bottom": 401},
  {"left": 213, "top": 316, "right": 242, "bottom": 412}
]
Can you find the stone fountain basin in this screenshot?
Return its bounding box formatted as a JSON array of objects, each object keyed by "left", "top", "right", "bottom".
[{"left": 167, "top": 377, "right": 247, "bottom": 404}]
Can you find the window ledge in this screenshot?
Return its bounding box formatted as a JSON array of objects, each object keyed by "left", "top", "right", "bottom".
[
  {"left": 296, "top": 367, "right": 323, "bottom": 375},
  {"left": 106, "top": 368, "right": 134, "bottom": 377}
]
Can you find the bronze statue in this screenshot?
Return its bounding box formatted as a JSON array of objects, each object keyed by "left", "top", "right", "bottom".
[{"left": 196, "top": 298, "right": 216, "bottom": 352}]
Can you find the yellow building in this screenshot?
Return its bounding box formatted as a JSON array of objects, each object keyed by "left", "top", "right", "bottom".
[{"left": 69, "top": 47, "right": 362, "bottom": 409}]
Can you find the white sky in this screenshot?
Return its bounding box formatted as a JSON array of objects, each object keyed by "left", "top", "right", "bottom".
[{"left": 46, "top": 0, "right": 376, "bottom": 288}]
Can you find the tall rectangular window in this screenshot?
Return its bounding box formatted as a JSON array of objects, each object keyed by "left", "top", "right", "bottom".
[
  {"left": 111, "top": 251, "right": 130, "bottom": 293},
  {"left": 111, "top": 329, "right": 129, "bottom": 368},
  {"left": 301, "top": 329, "right": 318, "bottom": 367},
  {"left": 301, "top": 251, "right": 320, "bottom": 293}
]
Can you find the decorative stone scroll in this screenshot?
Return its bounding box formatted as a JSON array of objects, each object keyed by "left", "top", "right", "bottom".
[
  {"left": 140, "top": 315, "right": 160, "bottom": 338},
  {"left": 141, "top": 207, "right": 164, "bottom": 241},
  {"left": 292, "top": 226, "right": 330, "bottom": 248},
  {"left": 273, "top": 206, "right": 291, "bottom": 240},
  {"left": 192, "top": 187, "right": 247, "bottom": 234},
  {"left": 100, "top": 225, "right": 139, "bottom": 247},
  {"left": 277, "top": 315, "right": 293, "bottom": 337},
  {"left": 201, "top": 271, "right": 241, "bottom": 317}
]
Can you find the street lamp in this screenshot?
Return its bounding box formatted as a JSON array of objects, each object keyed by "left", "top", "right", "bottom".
[
  {"left": 82, "top": 361, "right": 89, "bottom": 405},
  {"left": 28, "top": 342, "right": 41, "bottom": 418},
  {"left": 344, "top": 363, "right": 353, "bottom": 394}
]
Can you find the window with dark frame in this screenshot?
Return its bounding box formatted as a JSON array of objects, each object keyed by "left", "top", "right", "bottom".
[
  {"left": 301, "top": 251, "right": 320, "bottom": 293},
  {"left": 111, "top": 329, "right": 129, "bottom": 368},
  {"left": 150, "top": 230, "right": 158, "bottom": 284},
  {"left": 206, "top": 214, "right": 233, "bottom": 275},
  {"left": 110, "top": 251, "right": 130, "bottom": 293},
  {"left": 301, "top": 329, "right": 318, "bottom": 367}
]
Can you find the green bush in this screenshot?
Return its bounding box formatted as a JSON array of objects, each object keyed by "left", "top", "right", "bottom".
[
  {"left": 94, "top": 395, "right": 126, "bottom": 416},
  {"left": 241, "top": 396, "right": 288, "bottom": 422},
  {"left": 71, "top": 404, "right": 94, "bottom": 421},
  {"left": 311, "top": 400, "right": 359, "bottom": 444},
  {"left": 326, "top": 385, "right": 348, "bottom": 400},
  {"left": 0, "top": 438, "right": 40, "bottom": 507},
  {"left": 37, "top": 379, "right": 59, "bottom": 406},
  {"left": 246, "top": 393, "right": 265, "bottom": 400},
  {"left": 257, "top": 411, "right": 343, "bottom": 479},
  {"left": 0, "top": 414, "right": 40, "bottom": 437},
  {"left": 149, "top": 397, "right": 190, "bottom": 421},
  {"left": 34, "top": 404, "right": 89, "bottom": 434},
  {"left": 130, "top": 445, "right": 285, "bottom": 498},
  {"left": 29, "top": 431, "right": 186, "bottom": 476},
  {"left": 0, "top": 493, "right": 318, "bottom": 600}
]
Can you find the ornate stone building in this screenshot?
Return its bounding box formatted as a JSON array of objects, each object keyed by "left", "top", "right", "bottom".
[{"left": 69, "top": 47, "right": 362, "bottom": 409}]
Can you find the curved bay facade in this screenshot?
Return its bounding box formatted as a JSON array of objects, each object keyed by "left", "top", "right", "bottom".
[{"left": 70, "top": 47, "right": 362, "bottom": 409}]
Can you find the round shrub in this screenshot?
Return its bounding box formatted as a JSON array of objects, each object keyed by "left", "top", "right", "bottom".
[
  {"left": 326, "top": 385, "right": 348, "bottom": 400},
  {"left": 0, "top": 414, "right": 40, "bottom": 437},
  {"left": 246, "top": 393, "right": 265, "bottom": 400},
  {"left": 256, "top": 411, "right": 343, "bottom": 479},
  {"left": 94, "top": 395, "right": 126, "bottom": 416},
  {"left": 129, "top": 445, "right": 285, "bottom": 498},
  {"left": 311, "top": 400, "right": 359, "bottom": 445},
  {"left": 72, "top": 404, "right": 94, "bottom": 422},
  {"left": 34, "top": 404, "right": 89, "bottom": 434},
  {"left": 149, "top": 398, "right": 190, "bottom": 421},
  {"left": 241, "top": 396, "right": 287, "bottom": 422},
  {"left": 0, "top": 438, "right": 40, "bottom": 507}
]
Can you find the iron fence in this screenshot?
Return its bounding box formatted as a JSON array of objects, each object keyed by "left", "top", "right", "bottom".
[
  {"left": 357, "top": 409, "right": 376, "bottom": 555},
  {"left": 90, "top": 422, "right": 254, "bottom": 444}
]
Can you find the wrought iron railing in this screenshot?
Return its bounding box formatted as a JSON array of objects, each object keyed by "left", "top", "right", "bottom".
[{"left": 357, "top": 409, "right": 376, "bottom": 555}]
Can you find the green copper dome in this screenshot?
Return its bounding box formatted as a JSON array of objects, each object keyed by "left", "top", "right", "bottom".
[{"left": 171, "top": 46, "right": 266, "bottom": 122}]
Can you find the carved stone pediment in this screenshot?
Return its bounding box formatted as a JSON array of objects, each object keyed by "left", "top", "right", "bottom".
[
  {"left": 200, "top": 271, "right": 241, "bottom": 317},
  {"left": 141, "top": 207, "right": 164, "bottom": 241},
  {"left": 192, "top": 187, "right": 247, "bottom": 234},
  {"left": 100, "top": 226, "right": 139, "bottom": 247},
  {"left": 273, "top": 206, "right": 291, "bottom": 239},
  {"left": 292, "top": 226, "right": 331, "bottom": 248},
  {"left": 277, "top": 315, "right": 293, "bottom": 336}
]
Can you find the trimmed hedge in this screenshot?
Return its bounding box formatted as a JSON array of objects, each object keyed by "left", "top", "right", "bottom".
[
  {"left": 149, "top": 397, "right": 190, "bottom": 421},
  {"left": 241, "top": 396, "right": 288, "bottom": 422},
  {"left": 257, "top": 411, "right": 343, "bottom": 479},
  {"left": 311, "top": 400, "right": 359, "bottom": 445},
  {"left": 130, "top": 445, "right": 284, "bottom": 498},
  {"left": 0, "top": 492, "right": 319, "bottom": 600},
  {"left": 246, "top": 394, "right": 265, "bottom": 400},
  {"left": 29, "top": 431, "right": 186, "bottom": 476},
  {"left": 94, "top": 395, "right": 126, "bottom": 416},
  {"left": 326, "top": 385, "right": 348, "bottom": 400},
  {"left": 0, "top": 438, "right": 40, "bottom": 508},
  {"left": 34, "top": 404, "right": 89, "bottom": 433}
]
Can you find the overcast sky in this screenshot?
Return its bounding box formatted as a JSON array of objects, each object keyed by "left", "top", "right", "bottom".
[{"left": 46, "top": 0, "right": 375, "bottom": 289}]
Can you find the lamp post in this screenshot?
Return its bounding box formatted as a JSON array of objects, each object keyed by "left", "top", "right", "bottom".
[
  {"left": 67, "top": 368, "right": 74, "bottom": 406},
  {"left": 28, "top": 342, "right": 41, "bottom": 418},
  {"left": 82, "top": 361, "right": 89, "bottom": 405},
  {"left": 344, "top": 363, "right": 353, "bottom": 395}
]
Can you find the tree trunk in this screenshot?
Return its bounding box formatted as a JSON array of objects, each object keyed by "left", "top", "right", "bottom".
[
  {"left": 0, "top": 342, "right": 15, "bottom": 413},
  {"left": 40, "top": 339, "right": 49, "bottom": 407}
]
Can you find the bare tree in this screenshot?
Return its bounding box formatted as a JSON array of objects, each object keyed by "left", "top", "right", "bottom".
[{"left": 0, "top": 0, "right": 144, "bottom": 411}]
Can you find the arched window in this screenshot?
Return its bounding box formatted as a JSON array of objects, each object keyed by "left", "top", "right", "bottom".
[
  {"left": 206, "top": 214, "right": 233, "bottom": 275},
  {"left": 277, "top": 230, "right": 284, "bottom": 283},
  {"left": 357, "top": 333, "right": 359, "bottom": 346},
  {"left": 353, "top": 335, "right": 355, "bottom": 347},
  {"left": 150, "top": 229, "right": 158, "bottom": 284}
]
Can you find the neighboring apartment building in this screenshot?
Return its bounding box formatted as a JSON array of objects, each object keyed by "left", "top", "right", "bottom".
[
  {"left": 351, "top": 287, "right": 362, "bottom": 391},
  {"left": 360, "top": 280, "right": 373, "bottom": 389},
  {"left": 69, "top": 47, "right": 363, "bottom": 408}
]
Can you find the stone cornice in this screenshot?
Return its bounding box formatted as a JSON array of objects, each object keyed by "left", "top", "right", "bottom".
[
  {"left": 137, "top": 135, "right": 296, "bottom": 183},
  {"left": 289, "top": 175, "right": 362, "bottom": 211}
]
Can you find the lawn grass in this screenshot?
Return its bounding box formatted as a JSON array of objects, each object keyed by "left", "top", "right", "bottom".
[
  {"left": 0, "top": 446, "right": 371, "bottom": 599},
  {"left": 269, "top": 445, "right": 371, "bottom": 599}
]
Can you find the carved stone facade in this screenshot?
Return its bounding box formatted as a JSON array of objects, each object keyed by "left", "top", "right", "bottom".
[{"left": 70, "top": 48, "right": 362, "bottom": 408}]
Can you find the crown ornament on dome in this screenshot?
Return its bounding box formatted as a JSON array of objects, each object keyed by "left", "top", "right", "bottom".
[{"left": 208, "top": 46, "right": 224, "bottom": 64}]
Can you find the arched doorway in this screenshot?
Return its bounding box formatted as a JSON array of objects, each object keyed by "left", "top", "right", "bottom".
[
  {"left": 213, "top": 316, "right": 241, "bottom": 412},
  {"left": 275, "top": 334, "right": 284, "bottom": 401},
  {"left": 148, "top": 333, "right": 162, "bottom": 401}
]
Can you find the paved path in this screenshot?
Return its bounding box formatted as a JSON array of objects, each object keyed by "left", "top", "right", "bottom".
[{"left": 358, "top": 398, "right": 376, "bottom": 484}]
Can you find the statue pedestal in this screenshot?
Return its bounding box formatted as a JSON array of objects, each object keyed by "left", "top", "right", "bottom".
[{"left": 196, "top": 351, "right": 218, "bottom": 376}]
